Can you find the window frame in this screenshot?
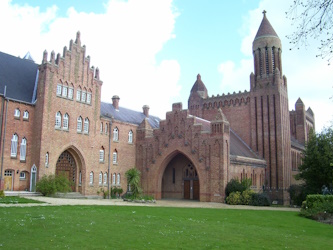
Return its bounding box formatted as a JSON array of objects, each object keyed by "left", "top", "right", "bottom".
[
  {"left": 14, "top": 108, "right": 20, "bottom": 118},
  {"left": 23, "top": 110, "right": 29, "bottom": 120},
  {"left": 20, "top": 138, "right": 27, "bottom": 161},
  {"left": 113, "top": 127, "right": 119, "bottom": 141},
  {"left": 63, "top": 113, "right": 69, "bottom": 130},
  {"left": 55, "top": 112, "right": 62, "bottom": 128},
  {"left": 11, "top": 134, "right": 18, "bottom": 157},
  {"left": 83, "top": 118, "right": 89, "bottom": 134},
  {"left": 77, "top": 116, "right": 82, "bottom": 132}
]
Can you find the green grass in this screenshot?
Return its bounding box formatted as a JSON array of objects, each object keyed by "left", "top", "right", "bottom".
[
  {"left": 0, "top": 196, "right": 44, "bottom": 204},
  {"left": 0, "top": 206, "right": 332, "bottom": 249}
]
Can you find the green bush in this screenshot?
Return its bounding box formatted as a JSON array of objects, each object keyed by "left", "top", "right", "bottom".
[
  {"left": 110, "top": 187, "right": 123, "bottom": 198},
  {"left": 226, "top": 191, "right": 242, "bottom": 205},
  {"left": 301, "top": 195, "right": 333, "bottom": 220},
  {"left": 225, "top": 179, "right": 246, "bottom": 197},
  {"left": 36, "top": 174, "right": 72, "bottom": 196},
  {"left": 241, "top": 189, "right": 255, "bottom": 205},
  {"left": 0, "top": 190, "right": 5, "bottom": 198},
  {"left": 288, "top": 184, "right": 308, "bottom": 206},
  {"left": 249, "top": 193, "right": 271, "bottom": 206}
]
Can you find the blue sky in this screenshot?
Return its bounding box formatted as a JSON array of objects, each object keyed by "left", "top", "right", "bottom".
[{"left": 1, "top": 0, "right": 332, "bottom": 131}]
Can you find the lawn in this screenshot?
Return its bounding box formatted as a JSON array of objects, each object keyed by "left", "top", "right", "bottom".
[
  {"left": 0, "top": 196, "right": 44, "bottom": 204},
  {"left": 0, "top": 205, "right": 332, "bottom": 249}
]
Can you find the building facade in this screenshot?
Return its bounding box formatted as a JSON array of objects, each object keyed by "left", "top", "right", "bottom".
[{"left": 0, "top": 13, "right": 314, "bottom": 204}]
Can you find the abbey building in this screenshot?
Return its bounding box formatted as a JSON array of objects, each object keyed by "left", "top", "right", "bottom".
[{"left": 0, "top": 13, "right": 314, "bottom": 204}]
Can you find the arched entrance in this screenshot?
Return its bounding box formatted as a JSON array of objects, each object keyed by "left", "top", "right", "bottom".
[
  {"left": 56, "top": 151, "right": 77, "bottom": 192},
  {"left": 161, "top": 153, "right": 199, "bottom": 200}
]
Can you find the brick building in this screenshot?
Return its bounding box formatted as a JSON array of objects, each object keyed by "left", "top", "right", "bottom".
[{"left": 0, "top": 13, "right": 314, "bottom": 204}]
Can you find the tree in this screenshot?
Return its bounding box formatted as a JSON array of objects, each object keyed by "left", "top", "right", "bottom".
[
  {"left": 296, "top": 127, "right": 333, "bottom": 194},
  {"left": 286, "top": 0, "right": 333, "bottom": 64},
  {"left": 125, "top": 168, "right": 142, "bottom": 198}
]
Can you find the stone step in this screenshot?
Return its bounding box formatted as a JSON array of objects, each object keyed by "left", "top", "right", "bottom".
[
  {"left": 4, "top": 191, "right": 42, "bottom": 197},
  {"left": 54, "top": 192, "right": 87, "bottom": 199}
]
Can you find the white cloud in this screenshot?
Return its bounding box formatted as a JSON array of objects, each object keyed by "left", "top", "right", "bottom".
[
  {"left": 0, "top": 0, "right": 180, "bottom": 119},
  {"left": 218, "top": 0, "right": 333, "bottom": 131}
]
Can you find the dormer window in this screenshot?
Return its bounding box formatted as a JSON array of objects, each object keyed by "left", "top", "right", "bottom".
[{"left": 14, "top": 108, "right": 20, "bottom": 118}]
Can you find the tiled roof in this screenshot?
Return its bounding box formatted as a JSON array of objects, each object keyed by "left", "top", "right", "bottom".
[
  {"left": 230, "top": 129, "right": 262, "bottom": 159},
  {"left": 0, "top": 51, "right": 39, "bottom": 103},
  {"left": 254, "top": 12, "right": 279, "bottom": 41},
  {"left": 100, "top": 102, "right": 160, "bottom": 128}
]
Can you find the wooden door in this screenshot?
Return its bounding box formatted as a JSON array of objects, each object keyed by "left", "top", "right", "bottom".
[
  {"left": 4, "top": 176, "right": 12, "bottom": 191},
  {"left": 193, "top": 180, "right": 199, "bottom": 200},
  {"left": 184, "top": 180, "right": 190, "bottom": 199}
]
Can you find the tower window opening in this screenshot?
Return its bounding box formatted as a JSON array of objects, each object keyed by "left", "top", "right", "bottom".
[
  {"left": 265, "top": 47, "right": 269, "bottom": 75},
  {"left": 272, "top": 47, "right": 275, "bottom": 75}
]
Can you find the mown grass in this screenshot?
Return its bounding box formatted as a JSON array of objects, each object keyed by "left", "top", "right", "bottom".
[
  {"left": 0, "top": 205, "right": 332, "bottom": 249},
  {"left": 0, "top": 196, "right": 44, "bottom": 204}
]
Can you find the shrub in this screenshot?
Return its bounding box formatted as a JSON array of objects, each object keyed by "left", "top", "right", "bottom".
[
  {"left": 241, "top": 189, "right": 255, "bottom": 205},
  {"left": 288, "top": 184, "right": 308, "bottom": 206},
  {"left": 0, "top": 190, "right": 5, "bottom": 198},
  {"left": 37, "top": 174, "right": 72, "bottom": 196},
  {"left": 125, "top": 168, "right": 142, "bottom": 199},
  {"left": 249, "top": 193, "right": 271, "bottom": 206},
  {"left": 301, "top": 195, "right": 333, "bottom": 220},
  {"left": 111, "top": 187, "right": 123, "bottom": 198},
  {"left": 225, "top": 179, "right": 246, "bottom": 197},
  {"left": 226, "top": 191, "right": 242, "bottom": 205}
]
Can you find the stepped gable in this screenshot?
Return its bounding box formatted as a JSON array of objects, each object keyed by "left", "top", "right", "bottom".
[
  {"left": 100, "top": 101, "right": 160, "bottom": 128},
  {"left": 0, "top": 51, "right": 38, "bottom": 103}
]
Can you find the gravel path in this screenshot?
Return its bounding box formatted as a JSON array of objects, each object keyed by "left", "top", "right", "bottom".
[{"left": 0, "top": 196, "right": 300, "bottom": 212}]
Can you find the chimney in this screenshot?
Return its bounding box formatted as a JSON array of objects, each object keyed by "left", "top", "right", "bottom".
[
  {"left": 112, "top": 95, "right": 120, "bottom": 110},
  {"left": 143, "top": 105, "right": 150, "bottom": 117}
]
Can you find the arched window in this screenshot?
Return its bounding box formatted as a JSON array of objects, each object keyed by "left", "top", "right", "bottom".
[
  {"left": 23, "top": 110, "right": 29, "bottom": 120},
  {"left": 14, "top": 108, "right": 20, "bottom": 118},
  {"left": 63, "top": 113, "right": 69, "bottom": 130},
  {"left": 68, "top": 83, "right": 74, "bottom": 99},
  {"left": 117, "top": 173, "right": 120, "bottom": 185},
  {"left": 82, "top": 88, "right": 87, "bottom": 103},
  {"left": 20, "top": 138, "right": 27, "bottom": 161},
  {"left": 55, "top": 112, "right": 62, "bottom": 128},
  {"left": 100, "top": 122, "right": 103, "bottom": 133},
  {"left": 128, "top": 130, "right": 133, "bottom": 143},
  {"left": 76, "top": 86, "right": 82, "bottom": 101},
  {"left": 45, "top": 152, "right": 49, "bottom": 167},
  {"left": 104, "top": 172, "right": 107, "bottom": 185},
  {"left": 113, "top": 149, "right": 118, "bottom": 164},
  {"left": 113, "top": 127, "right": 119, "bottom": 141},
  {"left": 87, "top": 89, "right": 92, "bottom": 104},
  {"left": 84, "top": 118, "right": 89, "bottom": 133},
  {"left": 11, "top": 134, "right": 18, "bottom": 157},
  {"left": 90, "top": 171, "right": 94, "bottom": 185},
  {"left": 62, "top": 83, "right": 68, "bottom": 97},
  {"left": 99, "top": 172, "right": 103, "bottom": 185},
  {"left": 57, "top": 83, "right": 62, "bottom": 96},
  {"left": 99, "top": 147, "right": 104, "bottom": 162},
  {"left": 77, "top": 116, "right": 82, "bottom": 132},
  {"left": 105, "top": 123, "right": 108, "bottom": 134},
  {"left": 112, "top": 173, "right": 116, "bottom": 185}
]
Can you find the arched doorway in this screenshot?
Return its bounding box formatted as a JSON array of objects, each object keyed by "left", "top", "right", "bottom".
[
  {"left": 56, "top": 151, "right": 77, "bottom": 192},
  {"left": 30, "top": 165, "right": 37, "bottom": 192},
  {"left": 161, "top": 153, "right": 199, "bottom": 200}
]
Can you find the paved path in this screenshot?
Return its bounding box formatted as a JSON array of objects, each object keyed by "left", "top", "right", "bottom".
[{"left": 0, "top": 196, "right": 300, "bottom": 212}]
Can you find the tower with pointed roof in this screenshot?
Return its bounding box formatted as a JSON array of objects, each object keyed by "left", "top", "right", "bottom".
[{"left": 249, "top": 11, "right": 291, "bottom": 202}]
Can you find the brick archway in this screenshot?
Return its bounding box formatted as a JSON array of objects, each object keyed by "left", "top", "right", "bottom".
[
  {"left": 161, "top": 153, "right": 199, "bottom": 200},
  {"left": 56, "top": 150, "right": 77, "bottom": 192}
]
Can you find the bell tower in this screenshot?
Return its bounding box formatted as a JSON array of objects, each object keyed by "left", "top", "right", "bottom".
[{"left": 249, "top": 11, "right": 291, "bottom": 203}]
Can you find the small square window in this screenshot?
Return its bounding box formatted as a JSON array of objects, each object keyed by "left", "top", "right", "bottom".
[{"left": 19, "top": 172, "right": 26, "bottom": 179}]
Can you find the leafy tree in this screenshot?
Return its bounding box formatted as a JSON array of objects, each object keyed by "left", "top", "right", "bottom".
[
  {"left": 286, "top": 0, "right": 333, "bottom": 64},
  {"left": 125, "top": 168, "right": 142, "bottom": 198},
  {"left": 296, "top": 127, "right": 333, "bottom": 193}
]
